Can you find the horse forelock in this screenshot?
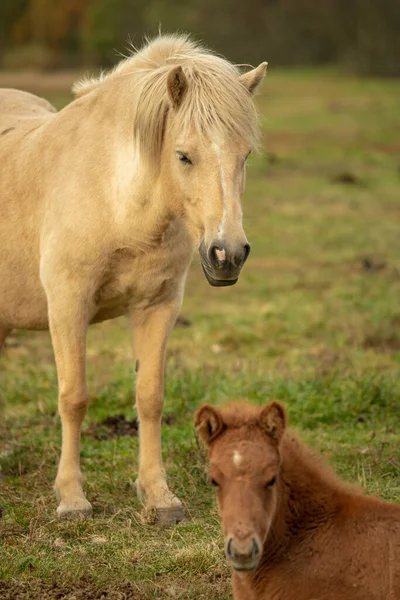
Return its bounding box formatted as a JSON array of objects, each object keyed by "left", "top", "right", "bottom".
[
  {"left": 72, "top": 34, "right": 261, "bottom": 167},
  {"left": 215, "top": 402, "right": 353, "bottom": 498}
]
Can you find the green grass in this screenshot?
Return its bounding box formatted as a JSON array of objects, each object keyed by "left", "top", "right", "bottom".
[{"left": 1, "top": 69, "right": 400, "bottom": 599}]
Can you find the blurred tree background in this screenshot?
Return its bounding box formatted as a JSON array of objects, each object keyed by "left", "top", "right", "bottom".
[{"left": 0, "top": 0, "right": 399, "bottom": 76}]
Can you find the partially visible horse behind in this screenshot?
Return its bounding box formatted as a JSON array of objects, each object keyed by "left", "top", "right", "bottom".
[
  {"left": 195, "top": 401, "right": 400, "bottom": 599},
  {"left": 0, "top": 34, "right": 267, "bottom": 523}
]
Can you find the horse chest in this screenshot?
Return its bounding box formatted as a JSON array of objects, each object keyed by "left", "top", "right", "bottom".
[{"left": 92, "top": 241, "right": 190, "bottom": 321}]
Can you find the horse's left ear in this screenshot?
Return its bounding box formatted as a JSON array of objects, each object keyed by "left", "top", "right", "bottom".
[
  {"left": 259, "top": 401, "right": 286, "bottom": 444},
  {"left": 195, "top": 404, "right": 225, "bottom": 445},
  {"left": 238, "top": 62, "right": 268, "bottom": 95},
  {"left": 167, "top": 65, "right": 188, "bottom": 109}
]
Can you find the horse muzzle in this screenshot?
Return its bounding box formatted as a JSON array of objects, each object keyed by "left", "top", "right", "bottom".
[
  {"left": 225, "top": 535, "right": 261, "bottom": 572},
  {"left": 199, "top": 240, "right": 250, "bottom": 287}
]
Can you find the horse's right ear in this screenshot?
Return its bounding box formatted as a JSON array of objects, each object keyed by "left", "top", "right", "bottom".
[
  {"left": 167, "top": 65, "right": 188, "bottom": 109},
  {"left": 195, "top": 404, "right": 225, "bottom": 445},
  {"left": 259, "top": 402, "right": 286, "bottom": 444}
]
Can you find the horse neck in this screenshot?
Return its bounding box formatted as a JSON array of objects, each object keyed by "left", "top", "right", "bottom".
[{"left": 264, "top": 435, "right": 342, "bottom": 562}]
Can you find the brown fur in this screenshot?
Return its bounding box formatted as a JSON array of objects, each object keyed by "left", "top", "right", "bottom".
[{"left": 195, "top": 402, "right": 400, "bottom": 600}]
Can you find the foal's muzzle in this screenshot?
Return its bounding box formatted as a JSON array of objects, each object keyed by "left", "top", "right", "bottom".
[
  {"left": 199, "top": 240, "right": 251, "bottom": 287},
  {"left": 225, "top": 535, "right": 261, "bottom": 572}
]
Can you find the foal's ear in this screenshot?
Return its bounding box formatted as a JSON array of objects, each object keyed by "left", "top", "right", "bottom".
[
  {"left": 167, "top": 65, "right": 188, "bottom": 109},
  {"left": 238, "top": 62, "right": 268, "bottom": 95},
  {"left": 195, "top": 404, "right": 225, "bottom": 445},
  {"left": 259, "top": 401, "right": 286, "bottom": 444}
]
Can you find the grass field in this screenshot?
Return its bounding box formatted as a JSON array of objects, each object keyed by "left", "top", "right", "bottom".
[{"left": 1, "top": 68, "right": 400, "bottom": 599}]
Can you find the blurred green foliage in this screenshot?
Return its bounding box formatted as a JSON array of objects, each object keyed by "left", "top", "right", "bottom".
[{"left": 0, "top": 0, "right": 399, "bottom": 75}]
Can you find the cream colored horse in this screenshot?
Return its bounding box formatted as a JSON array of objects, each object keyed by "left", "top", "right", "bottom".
[{"left": 0, "top": 34, "right": 266, "bottom": 524}]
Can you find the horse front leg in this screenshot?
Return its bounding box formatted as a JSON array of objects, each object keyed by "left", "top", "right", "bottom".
[
  {"left": 43, "top": 277, "right": 93, "bottom": 519},
  {"left": 130, "top": 300, "right": 184, "bottom": 525}
]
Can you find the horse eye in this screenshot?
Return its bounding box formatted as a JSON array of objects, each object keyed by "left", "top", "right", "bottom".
[
  {"left": 177, "top": 152, "right": 192, "bottom": 165},
  {"left": 266, "top": 476, "right": 276, "bottom": 488},
  {"left": 209, "top": 478, "right": 219, "bottom": 488}
]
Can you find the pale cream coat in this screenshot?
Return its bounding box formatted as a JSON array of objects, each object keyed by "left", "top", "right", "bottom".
[{"left": 0, "top": 34, "right": 266, "bottom": 522}]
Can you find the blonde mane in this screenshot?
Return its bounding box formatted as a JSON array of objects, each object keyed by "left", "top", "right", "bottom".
[{"left": 73, "top": 34, "right": 261, "bottom": 165}]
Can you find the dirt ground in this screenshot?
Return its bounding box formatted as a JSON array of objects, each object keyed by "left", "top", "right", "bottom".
[{"left": 0, "top": 580, "right": 147, "bottom": 600}]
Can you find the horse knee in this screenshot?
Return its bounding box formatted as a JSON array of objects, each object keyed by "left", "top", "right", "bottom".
[
  {"left": 58, "top": 385, "right": 88, "bottom": 420},
  {"left": 136, "top": 393, "right": 163, "bottom": 422}
]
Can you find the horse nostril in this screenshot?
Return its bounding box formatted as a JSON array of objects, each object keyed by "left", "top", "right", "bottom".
[
  {"left": 251, "top": 538, "right": 261, "bottom": 558},
  {"left": 232, "top": 243, "right": 251, "bottom": 268},
  {"left": 226, "top": 537, "right": 235, "bottom": 559},
  {"left": 209, "top": 244, "right": 226, "bottom": 265},
  {"left": 243, "top": 243, "right": 251, "bottom": 264}
]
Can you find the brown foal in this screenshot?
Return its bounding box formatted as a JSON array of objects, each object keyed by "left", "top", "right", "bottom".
[{"left": 196, "top": 401, "right": 400, "bottom": 600}]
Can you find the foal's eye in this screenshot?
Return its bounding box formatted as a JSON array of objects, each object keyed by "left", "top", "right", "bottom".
[
  {"left": 177, "top": 151, "right": 192, "bottom": 165},
  {"left": 209, "top": 478, "right": 220, "bottom": 488},
  {"left": 266, "top": 476, "right": 276, "bottom": 488}
]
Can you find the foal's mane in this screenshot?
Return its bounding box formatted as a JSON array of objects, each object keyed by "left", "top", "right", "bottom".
[{"left": 73, "top": 34, "right": 261, "bottom": 165}]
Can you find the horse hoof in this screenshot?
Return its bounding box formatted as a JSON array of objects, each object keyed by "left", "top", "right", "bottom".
[
  {"left": 141, "top": 504, "right": 185, "bottom": 526},
  {"left": 135, "top": 480, "right": 185, "bottom": 525},
  {"left": 56, "top": 501, "right": 93, "bottom": 520}
]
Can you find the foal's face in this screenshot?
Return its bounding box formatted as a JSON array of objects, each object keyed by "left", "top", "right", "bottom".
[
  {"left": 210, "top": 432, "right": 280, "bottom": 572},
  {"left": 195, "top": 402, "right": 286, "bottom": 573},
  {"left": 170, "top": 132, "right": 251, "bottom": 287}
]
